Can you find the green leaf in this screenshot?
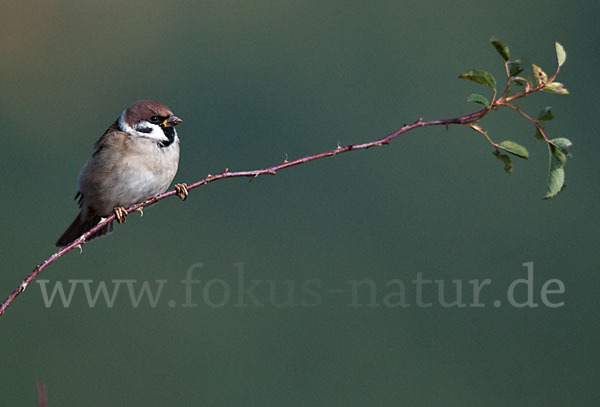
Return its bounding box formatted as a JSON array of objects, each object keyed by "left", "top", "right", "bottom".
[
  {"left": 493, "top": 150, "right": 513, "bottom": 174},
  {"left": 535, "top": 126, "right": 544, "bottom": 140},
  {"left": 542, "top": 82, "right": 569, "bottom": 95},
  {"left": 498, "top": 140, "right": 529, "bottom": 159},
  {"left": 551, "top": 144, "right": 567, "bottom": 166},
  {"left": 545, "top": 164, "right": 565, "bottom": 198},
  {"left": 544, "top": 144, "right": 567, "bottom": 199},
  {"left": 537, "top": 107, "right": 554, "bottom": 121},
  {"left": 532, "top": 64, "right": 548, "bottom": 85},
  {"left": 490, "top": 37, "right": 510, "bottom": 61},
  {"left": 459, "top": 70, "right": 497, "bottom": 88},
  {"left": 551, "top": 137, "right": 573, "bottom": 153},
  {"left": 555, "top": 42, "right": 566, "bottom": 67},
  {"left": 466, "top": 93, "right": 490, "bottom": 106},
  {"left": 509, "top": 61, "right": 523, "bottom": 76}
]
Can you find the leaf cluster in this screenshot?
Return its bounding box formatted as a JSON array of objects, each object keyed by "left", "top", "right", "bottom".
[{"left": 458, "top": 38, "right": 571, "bottom": 198}]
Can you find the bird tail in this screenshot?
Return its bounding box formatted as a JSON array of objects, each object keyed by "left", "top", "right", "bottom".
[{"left": 55, "top": 212, "right": 113, "bottom": 247}]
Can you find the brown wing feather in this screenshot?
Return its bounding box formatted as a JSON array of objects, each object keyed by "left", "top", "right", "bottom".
[
  {"left": 76, "top": 124, "right": 130, "bottom": 211},
  {"left": 92, "top": 121, "right": 121, "bottom": 156}
]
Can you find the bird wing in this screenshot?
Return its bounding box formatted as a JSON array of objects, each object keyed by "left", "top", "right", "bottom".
[{"left": 92, "top": 121, "right": 123, "bottom": 157}]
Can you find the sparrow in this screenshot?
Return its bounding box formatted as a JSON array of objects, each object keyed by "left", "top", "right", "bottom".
[{"left": 56, "top": 100, "right": 188, "bottom": 247}]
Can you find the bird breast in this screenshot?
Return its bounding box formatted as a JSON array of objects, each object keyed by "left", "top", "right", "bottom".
[{"left": 78, "top": 133, "right": 180, "bottom": 216}]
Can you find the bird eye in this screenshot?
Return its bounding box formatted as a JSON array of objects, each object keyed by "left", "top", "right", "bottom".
[{"left": 149, "top": 116, "right": 161, "bottom": 124}]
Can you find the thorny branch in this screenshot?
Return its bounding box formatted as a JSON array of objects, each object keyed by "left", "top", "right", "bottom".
[{"left": 0, "top": 42, "right": 568, "bottom": 317}]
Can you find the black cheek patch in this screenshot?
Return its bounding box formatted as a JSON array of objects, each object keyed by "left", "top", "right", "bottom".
[
  {"left": 136, "top": 126, "right": 152, "bottom": 134},
  {"left": 158, "top": 127, "right": 176, "bottom": 148}
]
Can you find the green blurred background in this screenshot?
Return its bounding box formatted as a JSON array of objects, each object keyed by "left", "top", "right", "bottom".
[{"left": 2, "top": 0, "right": 599, "bottom": 405}]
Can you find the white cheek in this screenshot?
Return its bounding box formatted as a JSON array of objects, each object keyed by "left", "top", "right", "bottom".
[
  {"left": 137, "top": 122, "right": 167, "bottom": 141},
  {"left": 118, "top": 113, "right": 167, "bottom": 142}
]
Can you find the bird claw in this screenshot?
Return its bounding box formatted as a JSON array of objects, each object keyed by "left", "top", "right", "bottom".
[
  {"left": 113, "top": 207, "right": 128, "bottom": 223},
  {"left": 174, "top": 183, "right": 188, "bottom": 201}
]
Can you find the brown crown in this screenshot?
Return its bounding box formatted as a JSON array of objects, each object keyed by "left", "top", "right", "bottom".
[{"left": 122, "top": 100, "right": 175, "bottom": 126}]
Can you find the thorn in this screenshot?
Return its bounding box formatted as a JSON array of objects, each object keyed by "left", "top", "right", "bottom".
[
  {"left": 284, "top": 153, "right": 289, "bottom": 163},
  {"left": 248, "top": 173, "right": 260, "bottom": 183},
  {"left": 136, "top": 207, "right": 144, "bottom": 217},
  {"left": 75, "top": 244, "right": 83, "bottom": 254},
  {"left": 337, "top": 141, "right": 341, "bottom": 149},
  {"left": 445, "top": 124, "right": 449, "bottom": 131}
]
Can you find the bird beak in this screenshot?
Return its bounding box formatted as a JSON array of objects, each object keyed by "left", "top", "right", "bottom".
[{"left": 163, "top": 115, "right": 182, "bottom": 127}]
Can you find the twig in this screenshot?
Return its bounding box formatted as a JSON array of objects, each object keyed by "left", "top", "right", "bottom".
[
  {"left": 36, "top": 381, "right": 47, "bottom": 407},
  {"left": 0, "top": 40, "right": 568, "bottom": 317},
  {"left": 499, "top": 102, "right": 550, "bottom": 142},
  {"left": 0, "top": 109, "right": 490, "bottom": 317}
]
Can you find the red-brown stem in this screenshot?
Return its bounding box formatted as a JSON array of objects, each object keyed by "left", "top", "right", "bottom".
[
  {"left": 467, "top": 123, "right": 499, "bottom": 148},
  {"left": 0, "top": 108, "right": 492, "bottom": 317},
  {"left": 499, "top": 102, "right": 550, "bottom": 142},
  {"left": 36, "top": 381, "right": 47, "bottom": 407},
  {"left": 1, "top": 45, "right": 567, "bottom": 318}
]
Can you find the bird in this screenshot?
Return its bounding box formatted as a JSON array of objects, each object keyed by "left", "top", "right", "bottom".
[{"left": 55, "top": 100, "right": 188, "bottom": 247}]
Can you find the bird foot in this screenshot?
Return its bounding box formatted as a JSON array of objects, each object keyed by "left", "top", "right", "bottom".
[
  {"left": 174, "top": 183, "right": 188, "bottom": 201},
  {"left": 113, "top": 206, "right": 128, "bottom": 223}
]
